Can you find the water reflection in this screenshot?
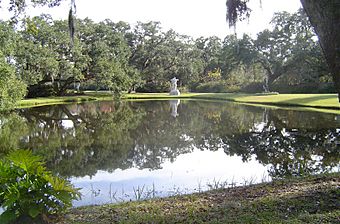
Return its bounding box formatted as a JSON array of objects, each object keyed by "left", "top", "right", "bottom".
[
  {"left": 169, "top": 99, "right": 180, "bottom": 117},
  {"left": 0, "top": 100, "right": 339, "bottom": 206},
  {"left": 72, "top": 148, "right": 268, "bottom": 207}
]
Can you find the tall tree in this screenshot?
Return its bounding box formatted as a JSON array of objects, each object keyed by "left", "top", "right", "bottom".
[
  {"left": 254, "top": 10, "right": 325, "bottom": 91},
  {"left": 15, "top": 16, "right": 85, "bottom": 96},
  {"left": 0, "top": 21, "right": 26, "bottom": 109},
  {"left": 195, "top": 36, "right": 222, "bottom": 78},
  {"left": 226, "top": 0, "right": 340, "bottom": 101},
  {"left": 299, "top": 0, "right": 340, "bottom": 101}
]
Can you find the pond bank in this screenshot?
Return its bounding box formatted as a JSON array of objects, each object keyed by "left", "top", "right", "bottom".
[
  {"left": 16, "top": 92, "right": 340, "bottom": 113},
  {"left": 57, "top": 173, "right": 340, "bottom": 224},
  {"left": 124, "top": 93, "right": 340, "bottom": 113},
  {"left": 16, "top": 92, "right": 113, "bottom": 108}
]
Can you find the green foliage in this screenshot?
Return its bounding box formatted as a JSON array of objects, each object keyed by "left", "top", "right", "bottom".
[
  {"left": 241, "top": 82, "right": 264, "bottom": 93},
  {"left": 272, "top": 82, "right": 336, "bottom": 94},
  {"left": 136, "top": 81, "right": 170, "bottom": 93},
  {"left": 0, "top": 57, "right": 27, "bottom": 110},
  {"left": 0, "top": 150, "right": 81, "bottom": 223},
  {"left": 0, "top": 113, "right": 28, "bottom": 155},
  {"left": 0, "top": 6, "right": 334, "bottom": 100},
  {"left": 206, "top": 68, "right": 222, "bottom": 82},
  {"left": 195, "top": 81, "right": 239, "bottom": 93},
  {"left": 253, "top": 9, "right": 329, "bottom": 90},
  {"left": 26, "top": 84, "right": 56, "bottom": 98},
  {"left": 0, "top": 21, "right": 27, "bottom": 110}
]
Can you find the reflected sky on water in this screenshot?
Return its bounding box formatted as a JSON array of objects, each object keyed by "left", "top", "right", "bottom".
[
  {"left": 72, "top": 148, "right": 269, "bottom": 206},
  {"left": 0, "top": 99, "right": 339, "bottom": 206}
]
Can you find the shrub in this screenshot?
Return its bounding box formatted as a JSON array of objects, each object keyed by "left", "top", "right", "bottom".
[
  {"left": 271, "top": 82, "right": 336, "bottom": 94},
  {"left": 136, "top": 81, "right": 170, "bottom": 93},
  {"left": 194, "top": 81, "right": 240, "bottom": 93},
  {"left": 241, "top": 82, "right": 264, "bottom": 93},
  {"left": 178, "top": 86, "right": 189, "bottom": 93},
  {"left": 0, "top": 59, "right": 26, "bottom": 110},
  {"left": 0, "top": 150, "right": 81, "bottom": 224},
  {"left": 26, "top": 84, "right": 56, "bottom": 98}
]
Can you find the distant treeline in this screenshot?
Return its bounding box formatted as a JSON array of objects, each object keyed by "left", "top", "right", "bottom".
[{"left": 0, "top": 9, "right": 333, "bottom": 109}]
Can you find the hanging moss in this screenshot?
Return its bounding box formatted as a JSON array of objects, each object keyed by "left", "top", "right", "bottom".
[
  {"left": 226, "top": 0, "right": 252, "bottom": 27},
  {"left": 68, "top": 8, "right": 75, "bottom": 45},
  {"left": 68, "top": 0, "right": 77, "bottom": 46}
]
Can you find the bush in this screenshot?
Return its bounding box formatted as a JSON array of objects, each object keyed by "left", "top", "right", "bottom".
[
  {"left": 0, "top": 60, "right": 26, "bottom": 110},
  {"left": 271, "top": 82, "right": 336, "bottom": 94},
  {"left": 26, "top": 84, "right": 56, "bottom": 98},
  {"left": 194, "top": 81, "right": 240, "bottom": 93},
  {"left": 241, "top": 82, "right": 264, "bottom": 93},
  {"left": 0, "top": 150, "right": 81, "bottom": 224},
  {"left": 136, "top": 81, "right": 170, "bottom": 93},
  {"left": 178, "top": 86, "right": 189, "bottom": 93}
]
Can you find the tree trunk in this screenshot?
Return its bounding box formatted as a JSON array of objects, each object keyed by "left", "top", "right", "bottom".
[{"left": 300, "top": 0, "right": 340, "bottom": 102}]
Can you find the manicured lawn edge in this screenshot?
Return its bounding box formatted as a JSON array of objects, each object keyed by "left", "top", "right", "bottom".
[
  {"left": 56, "top": 173, "right": 340, "bottom": 224},
  {"left": 16, "top": 92, "right": 340, "bottom": 114},
  {"left": 123, "top": 93, "right": 340, "bottom": 113},
  {"left": 16, "top": 93, "right": 114, "bottom": 108},
  {"left": 124, "top": 92, "right": 340, "bottom": 108}
]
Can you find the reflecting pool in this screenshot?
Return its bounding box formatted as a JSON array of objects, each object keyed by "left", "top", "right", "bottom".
[{"left": 0, "top": 100, "right": 339, "bottom": 206}]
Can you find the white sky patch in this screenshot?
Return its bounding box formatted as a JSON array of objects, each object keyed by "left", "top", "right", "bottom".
[
  {"left": 1, "top": 0, "right": 301, "bottom": 38},
  {"left": 72, "top": 148, "right": 269, "bottom": 186}
]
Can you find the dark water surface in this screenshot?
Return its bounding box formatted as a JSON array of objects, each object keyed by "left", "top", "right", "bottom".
[{"left": 1, "top": 100, "right": 339, "bottom": 206}]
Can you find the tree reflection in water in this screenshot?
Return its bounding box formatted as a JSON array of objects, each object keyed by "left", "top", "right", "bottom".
[{"left": 0, "top": 100, "right": 339, "bottom": 180}]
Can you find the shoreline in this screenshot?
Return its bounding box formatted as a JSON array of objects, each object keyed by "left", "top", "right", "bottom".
[
  {"left": 15, "top": 92, "right": 340, "bottom": 114},
  {"left": 10, "top": 93, "right": 340, "bottom": 223},
  {"left": 56, "top": 173, "right": 340, "bottom": 223},
  {"left": 123, "top": 93, "right": 340, "bottom": 113}
]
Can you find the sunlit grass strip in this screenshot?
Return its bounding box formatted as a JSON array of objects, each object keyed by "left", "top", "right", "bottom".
[
  {"left": 123, "top": 93, "right": 340, "bottom": 110},
  {"left": 17, "top": 92, "right": 340, "bottom": 112},
  {"left": 17, "top": 94, "right": 113, "bottom": 108}
]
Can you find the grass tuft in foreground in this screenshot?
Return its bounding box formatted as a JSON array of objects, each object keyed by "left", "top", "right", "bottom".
[{"left": 56, "top": 173, "right": 340, "bottom": 224}]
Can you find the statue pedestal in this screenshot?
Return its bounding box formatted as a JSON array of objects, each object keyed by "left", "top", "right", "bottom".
[{"left": 169, "top": 89, "right": 180, "bottom": 95}]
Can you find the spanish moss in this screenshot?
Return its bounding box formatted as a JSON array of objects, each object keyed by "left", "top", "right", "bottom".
[
  {"left": 68, "top": 0, "right": 76, "bottom": 46},
  {"left": 226, "top": 0, "right": 251, "bottom": 27}
]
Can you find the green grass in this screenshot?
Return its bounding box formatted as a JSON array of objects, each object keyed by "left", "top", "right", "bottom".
[
  {"left": 17, "top": 92, "right": 114, "bottom": 108},
  {"left": 123, "top": 93, "right": 340, "bottom": 114},
  {"left": 56, "top": 173, "right": 340, "bottom": 224},
  {"left": 16, "top": 92, "right": 340, "bottom": 114}
]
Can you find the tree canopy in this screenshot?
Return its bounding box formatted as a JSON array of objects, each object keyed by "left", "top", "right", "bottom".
[
  {"left": 226, "top": 0, "right": 340, "bottom": 101},
  {"left": 0, "top": 2, "right": 336, "bottom": 109}
]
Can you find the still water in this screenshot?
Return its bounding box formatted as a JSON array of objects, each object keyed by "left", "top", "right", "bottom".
[{"left": 1, "top": 100, "right": 339, "bottom": 206}]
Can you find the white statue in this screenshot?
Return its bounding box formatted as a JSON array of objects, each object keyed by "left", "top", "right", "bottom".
[{"left": 169, "top": 77, "right": 180, "bottom": 95}]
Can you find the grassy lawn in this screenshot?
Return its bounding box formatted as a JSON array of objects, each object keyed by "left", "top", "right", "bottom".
[
  {"left": 16, "top": 92, "right": 340, "bottom": 114},
  {"left": 123, "top": 93, "right": 340, "bottom": 114},
  {"left": 56, "top": 173, "right": 340, "bottom": 224},
  {"left": 16, "top": 92, "right": 114, "bottom": 108},
  {"left": 123, "top": 93, "right": 340, "bottom": 108}
]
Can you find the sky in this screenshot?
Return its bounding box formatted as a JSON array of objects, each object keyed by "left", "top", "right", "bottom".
[{"left": 1, "top": 0, "right": 302, "bottom": 38}]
